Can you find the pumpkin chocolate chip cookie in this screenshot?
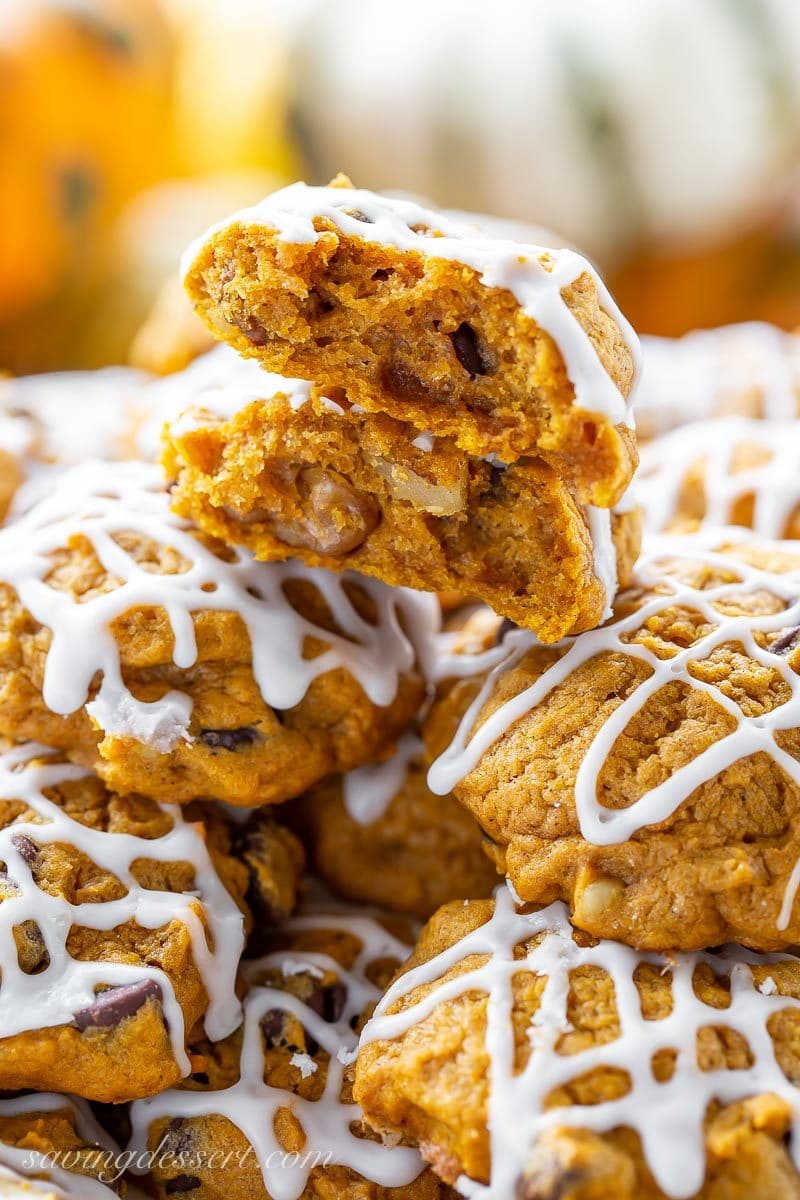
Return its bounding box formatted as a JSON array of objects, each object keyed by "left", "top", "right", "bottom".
[
  {"left": 425, "top": 530, "right": 800, "bottom": 952},
  {"left": 356, "top": 884, "right": 800, "bottom": 1199},
  {"left": 0, "top": 368, "right": 152, "bottom": 521},
  {"left": 0, "top": 460, "right": 432, "bottom": 805},
  {"left": 129, "top": 901, "right": 455, "bottom": 1199},
  {"left": 636, "top": 323, "right": 800, "bottom": 441},
  {"left": 0, "top": 1093, "right": 123, "bottom": 1197},
  {"left": 0, "top": 742, "right": 254, "bottom": 1101},
  {"left": 162, "top": 365, "right": 641, "bottom": 641},
  {"left": 182, "top": 177, "right": 639, "bottom": 506},
  {"left": 637, "top": 415, "right": 800, "bottom": 540},
  {"left": 293, "top": 730, "right": 497, "bottom": 920}
]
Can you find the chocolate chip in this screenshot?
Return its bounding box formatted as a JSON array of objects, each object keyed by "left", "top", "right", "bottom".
[
  {"left": 379, "top": 361, "right": 432, "bottom": 405},
  {"left": 73, "top": 979, "right": 162, "bottom": 1031},
  {"left": 307, "top": 981, "right": 347, "bottom": 1025},
  {"left": 233, "top": 314, "right": 268, "bottom": 347},
  {"left": 199, "top": 727, "right": 262, "bottom": 752},
  {"left": 10, "top": 834, "right": 38, "bottom": 864},
  {"left": 449, "top": 322, "right": 493, "bottom": 378},
  {"left": 324, "top": 981, "right": 347, "bottom": 1023},
  {"left": 235, "top": 813, "right": 292, "bottom": 956},
  {"left": 165, "top": 1177, "right": 202, "bottom": 1195},
  {"left": 260, "top": 1008, "right": 284, "bottom": 1044},
  {"left": 489, "top": 463, "right": 506, "bottom": 490},
  {"left": 260, "top": 1008, "right": 297, "bottom": 1050},
  {"left": 773, "top": 625, "right": 800, "bottom": 654},
  {"left": 496, "top": 618, "right": 518, "bottom": 644}
]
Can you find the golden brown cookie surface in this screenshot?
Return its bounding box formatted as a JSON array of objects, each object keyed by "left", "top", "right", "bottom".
[
  {"left": 0, "top": 1094, "right": 123, "bottom": 1197},
  {"left": 293, "top": 731, "right": 497, "bottom": 920},
  {"left": 425, "top": 533, "right": 800, "bottom": 951}
]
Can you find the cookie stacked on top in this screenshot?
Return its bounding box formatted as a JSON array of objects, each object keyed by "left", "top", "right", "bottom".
[
  {"left": 3, "top": 183, "right": 800, "bottom": 1199},
  {"left": 173, "top": 174, "right": 642, "bottom": 643}
]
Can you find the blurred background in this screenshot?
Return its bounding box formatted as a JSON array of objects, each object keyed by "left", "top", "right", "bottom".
[{"left": 3, "top": 0, "right": 800, "bottom": 375}]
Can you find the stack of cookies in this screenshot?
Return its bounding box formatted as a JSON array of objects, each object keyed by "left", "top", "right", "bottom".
[{"left": 1, "top": 181, "right": 800, "bottom": 1200}]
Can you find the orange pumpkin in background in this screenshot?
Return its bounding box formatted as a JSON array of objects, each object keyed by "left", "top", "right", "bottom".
[
  {"left": 0, "top": 0, "right": 302, "bottom": 373},
  {"left": 0, "top": 0, "right": 175, "bottom": 367}
]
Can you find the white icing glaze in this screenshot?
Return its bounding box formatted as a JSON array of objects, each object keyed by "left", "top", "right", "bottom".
[
  {"left": 182, "top": 181, "right": 641, "bottom": 429},
  {"left": 0, "top": 368, "right": 151, "bottom": 518},
  {"left": 423, "top": 608, "right": 511, "bottom": 688},
  {"left": 636, "top": 415, "right": 800, "bottom": 539},
  {"left": 0, "top": 459, "right": 438, "bottom": 749},
  {"left": 586, "top": 506, "right": 617, "bottom": 620},
  {"left": 636, "top": 323, "right": 800, "bottom": 439},
  {"left": 0, "top": 741, "right": 243, "bottom": 1060},
  {"left": 428, "top": 528, "right": 800, "bottom": 859},
  {"left": 362, "top": 881, "right": 800, "bottom": 1200},
  {"left": 290, "top": 1050, "right": 318, "bottom": 1078},
  {"left": 343, "top": 730, "right": 425, "bottom": 826},
  {"left": 128, "top": 906, "right": 426, "bottom": 1200},
  {"left": 0, "top": 368, "right": 150, "bottom": 465}
]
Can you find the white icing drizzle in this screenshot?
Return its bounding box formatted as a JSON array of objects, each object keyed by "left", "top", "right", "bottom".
[
  {"left": 0, "top": 368, "right": 150, "bottom": 465},
  {"left": 0, "top": 459, "right": 438, "bottom": 749},
  {"left": 362, "top": 881, "right": 800, "bottom": 1200},
  {"left": 636, "top": 415, "right": 800, "bottom": 539},
  {"left": 128, "top": 907, "right": 427, "bottom": 1200},
  {"left": 182, "top": 181, "right": 641, "bottom": 428},
  {"left": 0, "top": 741, "right": 243, "bottom": 1056},
  {"left": 428, "top": 528, "right": 800, "bottom": 856},
  {"left": 586, "top": 506, "right": 617, "bottom": 620},
  {"left": 343, "top": 731, "right": 425, "bottom": 826},
  {"left": 422, "top": 608, "right": 512, "bottom": 688},
  {"left": 636, "top": 323, "right": 800, "bottom": 439},
  {"left": 0, "top": 368, "right": 151, "bottom": 519},
  {"left": 0, "top": 1093, "right": 119, "bottom": 1199}
]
